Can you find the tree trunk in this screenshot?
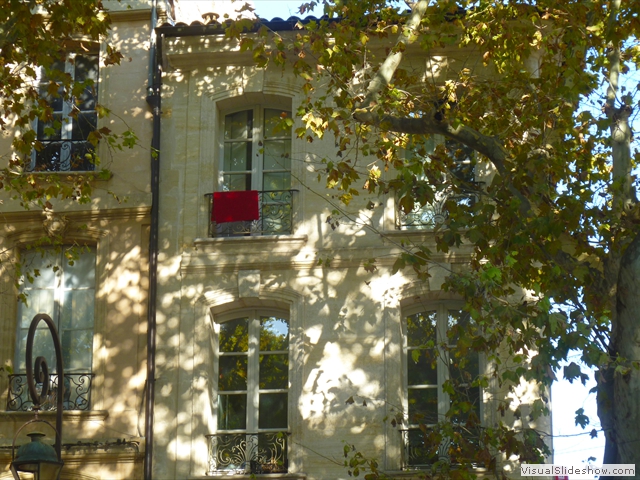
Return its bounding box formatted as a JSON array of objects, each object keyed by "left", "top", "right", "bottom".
[{"left": 606, "top": 234, "right": 640, "bottom": 478}]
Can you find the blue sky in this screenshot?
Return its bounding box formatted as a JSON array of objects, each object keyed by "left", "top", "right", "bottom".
[
  {"left": 250, "top": 0, "right": 607, "bottom": 472},
  {"left": 252, "top": 0, "right": 318, "bottom": 18}
]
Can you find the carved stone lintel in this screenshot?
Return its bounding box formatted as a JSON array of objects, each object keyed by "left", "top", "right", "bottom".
[{"left": 43, "top": 211, "right": 70, "bottom": 238}]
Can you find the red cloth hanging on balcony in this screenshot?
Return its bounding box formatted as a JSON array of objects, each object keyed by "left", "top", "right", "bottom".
[{"left": 212, "top": 190, "right": 260, "bottom": 223}]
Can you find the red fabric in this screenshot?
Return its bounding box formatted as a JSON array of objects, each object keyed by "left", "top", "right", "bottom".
[{"left": 212, "top": 190, "right": 260, "bottom": 223}]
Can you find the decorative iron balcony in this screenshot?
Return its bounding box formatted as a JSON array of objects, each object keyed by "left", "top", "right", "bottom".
[
  {"left": 33, "top": 139, "right": 96, "bottom": 172},
  {"left": 205, "top": 190, "right": 297, "bottom": 237},
  {"left": 205, "top": 432, "right": 288, "bottom": 475},
  {"left": 396, "top": 184, "right": 482, "bottom": 230},
  {"left": 6, "top": 373, "right": 93, "bottom": 412},
  {"left": 401, "top": 425, "right": 481, "bottom": 469}
]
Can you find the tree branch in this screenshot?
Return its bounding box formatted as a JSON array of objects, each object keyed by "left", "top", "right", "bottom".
[{"left": 358, "top": 0, "right": 429, "bottom": 108}]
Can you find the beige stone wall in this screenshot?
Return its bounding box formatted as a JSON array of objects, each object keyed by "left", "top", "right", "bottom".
[
  {"left": 152, "top": 30, "right": 551, "bottom": 480},
  {"left": 0, "top": 8, "right": 152, "bottom": 480}
]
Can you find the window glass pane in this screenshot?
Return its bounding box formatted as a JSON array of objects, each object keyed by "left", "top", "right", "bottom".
[
  {"left": 223, "top": 142, "right": 252, "bottom": 172},
  {"left": 263, "top": 172, "right": 291, "bottom": 191},
  {"left": 407, "top": 349, "right": 437, "bottom": 386},
  {"left": 222, "top": 173, "right": 251, "bottom": 192},
  {"left": 264, "top": 109, "right": 291, "bottom": 138},
  {"left": 74, "top": 55, "right": 99, "bottom": 82},
  {"left": 259, "top": 393, "right": 287, "bottom": 429},
  {"left": 450, "top": 352, "right": 480, "bottom": 421},
  {"left": 219, "top": 355, "right": 248, "bottom": 391},
  {"left": 406, "top": 312, "right": 437, "bottom": 347},
  {"left": 15, "top": 327, "right": 57, "bottom": 373},
  {"left": 218, "top": 394, "right": 247, "bottom": 430},
  {"left": 36, "top": 114, "right": 62, "bottom": 141},
  {"left": 17, "top": 290, "right": 55, "bottom": 328},
  {"left": 20, "top": 250, "right": 57, "bottom": 287},
  {"left": 450, "top": 352, "right": 479, "bottom": 386},
  {"left": 447, "top": 310, "right": 471, "bottom": 344},
  {"left": 39, "top": 60, "right": 65, "bottom": 112},
  {"left": 259, "top": 353, "right": 288, "bottom": 389},
  {"left": 224, "top": 110, "right": 252, "bottom": 140},
  {"left": 260, "top": 317, "right": 289, "bottom": 350},
  {"left": 408, "top": 388, "right": 438, "bottom": 425},
  {"left": 63, "top": 249, "right": 96, "bottom": 288},
  {"left": 263, "top": 139, "right": 291, "bottom": 171},
  {"left": 62, "top": 290, "right": 94, "bottom": 329},
  {"left": 62, "top": 328, "right": 93, "bottom": 371},
  {"left": 15, "top": 247, "right": 96, "bottom": 377},
  {"left": 72, "top": 113, "right": 97, "bottom": 141},
  {"left": 446, "top": 140, "right": 474, "bottom": 182},
  {"left": 35, "top": 55, "right": 99, "bottom": 173},
  {"left": 74, "top": 55, "right": 98, "bottom": 111},
  {"left": 219, "top": 318, "right": 249, "bottom": 352},
  {"left": 455, "top": 386, "right": 481, "bottom": 423}
]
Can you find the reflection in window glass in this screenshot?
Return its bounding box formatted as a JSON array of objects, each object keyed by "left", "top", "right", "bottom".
[
  {"left": 260, "top": 317, "right": 289, "bottom": 350},
  {"left": 219, "top": 356, "right": 248, "bottom": 391},
  {"left": 219, "top": 318, "right": 249, "bottom": 352},
  {"left": 405, "top": 307, "right": 480, "bottom": 425},
  {"left": 259, "top": 354, "right": 288, "bottom": 389},
  {"left": 216, "top": 313, "right": 289, "bottom": 435},
  {"left": 259, "top": 392, "right": 288, "bottom": 429},
  {"left": 218, "top": 394, "right": 247, "bottom": 430}
]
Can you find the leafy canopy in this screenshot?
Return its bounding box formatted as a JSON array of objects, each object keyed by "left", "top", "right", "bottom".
[
  {"left": 0, "top": 0, "right": 136, "bottom": 207},
  {"left": 229, "top": 0, "right": 640, "bottom": 471}
]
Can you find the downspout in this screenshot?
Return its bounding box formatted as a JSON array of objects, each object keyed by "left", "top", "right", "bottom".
[{"left": 144, "top": 0, "right": 161, "bottom": 478}]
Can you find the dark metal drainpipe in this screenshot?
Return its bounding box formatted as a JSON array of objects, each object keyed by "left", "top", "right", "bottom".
[{"left": 144, "top": 0, "right": 160, "bottom": 478}]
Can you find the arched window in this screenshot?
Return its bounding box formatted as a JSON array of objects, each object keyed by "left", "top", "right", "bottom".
[
  {"left": 403, "top": 303, "right": 481, "bottom": 467},
  {"left": 221, "top": 107, "right": 292, "bottom": 193},
  {"left": 209, "top": 102, "right": 295, "bottom": 237},
  {"left": 208, "top": 309, "right": 289, "bottom": 474}
]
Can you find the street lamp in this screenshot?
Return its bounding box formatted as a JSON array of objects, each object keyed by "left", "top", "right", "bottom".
[{"left": 10, "top": 313, "right": 64, "bottom": 480}]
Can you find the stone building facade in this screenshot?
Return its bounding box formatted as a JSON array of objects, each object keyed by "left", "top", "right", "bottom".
[
  {"left": 0, "top": 2, "right": 156, "bottom": 478},
  {"left": 0, "top": 1, "right": 550, "bottom": 479}
]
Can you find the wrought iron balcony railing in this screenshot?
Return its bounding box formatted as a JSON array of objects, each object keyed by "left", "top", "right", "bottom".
[
  {"left": 6, "top": 373, "right": 93, "bottom": 412},
  {"left": 33, "top": 139, "right": 96, "bottom": 172},
  {"left": 401, "top": 425, "right": 481, "bottom": 469},
  {"left": 396, "top": 184, "right": 482, "bottom": 230},
  {"left": 205, "top": 432, "right": 288, "bottom": 475},
  {"left": 205, "top": 190, "right": 297, "bottom": 237}
]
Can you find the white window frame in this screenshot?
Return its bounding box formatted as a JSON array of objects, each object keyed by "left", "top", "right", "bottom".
[
  {"left": 207, "top": 308, "right": 291, "bottom": 475},
  {"left": 402, "top": 302, "right": 483, "bottom": 466},
  {"left": 213, "top": 308, "right": 290, "bottom": 434},
  {"left": 218, "top": 105, "right": 292, "bottom": 193}
]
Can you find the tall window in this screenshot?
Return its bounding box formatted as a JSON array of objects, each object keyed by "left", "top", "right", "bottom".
[
  {"left": 221, "top": 107, "right": 291, "bottom": 192},
  {"left": 9, "top": 247, "right": 96, "bottom": 411},
  {"left": 404, "top": 305, "right": 480, "bottom": 466},
  {"left": 212, "top": 106, "right": 294, "bottom": 236},
  {"left": 208, "top": 311, "right": 289, "bottom": 474},
  {"left": 33, "top": 53, "right": 99, "bottom": 172},
  {"left": 398, "top": 138, "right": 476, "bottom": 230}
]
